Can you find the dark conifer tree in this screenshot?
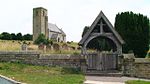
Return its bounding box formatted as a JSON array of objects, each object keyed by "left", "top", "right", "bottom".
[{"left": 115, "top": 12, "right": 150, "bottom": 58}]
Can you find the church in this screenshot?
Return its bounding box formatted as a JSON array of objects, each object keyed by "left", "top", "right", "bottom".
[{"left": 33, "top": 7, "right": 66, "bottom": 42}]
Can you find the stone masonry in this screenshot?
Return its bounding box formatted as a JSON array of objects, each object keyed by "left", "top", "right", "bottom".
[
  {"left": 33, "top": 7, "right": 49, "bottom": 41},
  {"left": 0, "top": 51, "right": 81, "bottom": 68},
  {"left": 0, "top": 51, "right": 150, "bottom": 79},
  {"left": 123, "top": 54, "right": 150, "bottom": 79}
]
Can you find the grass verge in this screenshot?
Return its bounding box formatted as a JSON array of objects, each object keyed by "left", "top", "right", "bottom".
[
  {"left": 125, "top": 80, "right": 150, "bottom": 84},
  {"left": 0, "top": 62, "right": 84, "bottom": 84}
]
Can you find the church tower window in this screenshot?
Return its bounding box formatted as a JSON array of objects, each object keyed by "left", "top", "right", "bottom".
[
  {"left": 43, "top": 11, "right": 45, "bottom": 16},
  {"left": 36, "top": 11, "right": 38, "bottom": 16}
]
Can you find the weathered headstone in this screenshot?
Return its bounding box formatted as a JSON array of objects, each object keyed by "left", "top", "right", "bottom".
[
  {"left": 21, "top": 44, "right": 28, "bottom": 51},
  {"left": 77, "top": 46, "right": 81, "bottom": 50},
  {"left": 46, "top": 44, "right": 52, "bottom": 51},
  {"left": 38, "top": 43, "right": 46, "bottom": 51},
  {"left": 53, "top": 43, "right": 60, "bottom": 51},
  {"left": 62, "top": 43, "right": 69, "bottom": 50},
  {"left": 70, "top": 46, "right": 75, "bottom": 50}
]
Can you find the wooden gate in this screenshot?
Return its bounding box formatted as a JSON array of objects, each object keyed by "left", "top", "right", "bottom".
[{"left": 87, "top": 52, "right": 117, "bottom": 71}]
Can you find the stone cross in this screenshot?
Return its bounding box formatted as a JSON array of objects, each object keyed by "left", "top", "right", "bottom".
[{"left": 98, "top": 20, "right": 106, "bottom": 34}]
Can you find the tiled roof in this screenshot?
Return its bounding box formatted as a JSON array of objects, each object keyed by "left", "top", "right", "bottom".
[
  {"left": 48, "top": 23, "right": 66, "bottom": 35},
  {"left": 48, "top": 23, "right": 61, "bottom": 33},
  {"left": 59, "top": 29, "right": 66, "bottom": 36}
]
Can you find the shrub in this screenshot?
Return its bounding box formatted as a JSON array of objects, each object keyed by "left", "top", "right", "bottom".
[{"left": 34, "top": 34, "right": 49, "bottom": 45}]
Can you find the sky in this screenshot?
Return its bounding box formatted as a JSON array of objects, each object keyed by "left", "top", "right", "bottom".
[{"left": 0, "top": 0, "right": 150, "bottom": 42}]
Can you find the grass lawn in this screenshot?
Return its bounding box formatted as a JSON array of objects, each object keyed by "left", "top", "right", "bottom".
[
  {"left": 0, "top": 62, "right": 84, "bottom": 84},
  {"left": 125, "top": 80, "right": 150, "bottom": 84}
]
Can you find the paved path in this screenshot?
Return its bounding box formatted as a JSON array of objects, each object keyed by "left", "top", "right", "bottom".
[{"left": 84, "top": 76, "right": 150, "bottom": 84}]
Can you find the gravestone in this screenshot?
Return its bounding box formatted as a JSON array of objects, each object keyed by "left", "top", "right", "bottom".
[
  {"left": 62, "top": 43, "right": 69, "bottom": 50},
  {"left": 46, "top": 44, "right": 52, "bottom": 51},
  {"left": 53, "top": 43, "right": 60, "bottom": 51},
  {"left": 21, "top": 44, "right": 28, "bottom": 51},
  {"left": 38, "top": 43, "right": 46, "bottom": 51}
]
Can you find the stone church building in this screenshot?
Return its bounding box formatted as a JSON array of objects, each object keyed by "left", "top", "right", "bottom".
[{"left": 33, "top": 7, "right": 66, "bottom": 42}]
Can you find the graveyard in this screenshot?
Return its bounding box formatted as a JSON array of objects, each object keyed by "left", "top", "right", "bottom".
[
  {"left": 0, "top": 10, "right": 149, "bottom": 84},
  {"left": 0, "top": 40, "right": 80, "bottom": 54},
  {"left": 0, "top": 1, "right": 150, "bottom": 83}
]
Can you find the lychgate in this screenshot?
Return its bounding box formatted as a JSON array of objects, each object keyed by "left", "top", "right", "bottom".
[{"left": 79, "top": 11, "right": 125, "bottom": 72}]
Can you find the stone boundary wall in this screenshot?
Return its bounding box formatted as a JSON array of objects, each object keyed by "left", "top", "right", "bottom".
[
  {"left": 1, "top": 51, "right": 149, "bottom": 79},
  {"left": 0, "top": 51, "right": 81, "bottom": 68},
  {"left": 123, "top": 54, "right": 150, "bottom": 79}
]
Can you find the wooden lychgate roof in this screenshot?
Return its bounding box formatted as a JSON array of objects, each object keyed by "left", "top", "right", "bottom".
[{"left": 79, "top": 11, "right": 125, "bottom": 45}]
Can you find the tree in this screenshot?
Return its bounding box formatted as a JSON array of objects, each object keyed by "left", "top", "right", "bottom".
[
  {"left": 11, "top": 33, "right": 17, "bottom": 40},
  {"left": 115, "top": 12, "right": 150, "bottom": 58},
  {"left": 34, "top": 34, "right": 49, "bottom": 45},
  {"left": 0, "top": 32, "right": 12, "bottom": 40},
  {"left": 23, "top": 34, "right": 32, "bottom": 40},
  {"left": 0, "top": 32, "right": 32, "bottom": 41},
  {"left": 16, "top": 33, "right": 23, "bottom": 40}
]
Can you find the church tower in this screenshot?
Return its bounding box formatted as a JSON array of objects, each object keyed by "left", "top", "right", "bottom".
[{"left": 33, "top": 7, "right": 49, "bottom": 41}]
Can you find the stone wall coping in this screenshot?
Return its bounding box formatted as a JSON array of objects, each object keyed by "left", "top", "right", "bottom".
[
  {"left": 135, "top": 58, "right": 150, "bottom": 63},
  {"left": 40, "top": 54, "right": 81, "bottom": 59},
  {"left": 123, "top": 53, "right": 135, "bottom": 59},
  {"left": 0, "top": 51, "right": 40, "bottom": 55},
  {"left": 0, "top": 75, "right": 25, "bottom": 84}
]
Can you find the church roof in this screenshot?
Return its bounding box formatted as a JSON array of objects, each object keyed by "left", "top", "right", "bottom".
[
  {"left": 59, "top": 29, "right": 66, "bottom": 36},
  {"left": 48, "top": 23, "right": 66, "bottom": 35},
  {"left": 79, "top": 11, "right": 125, "bottom": 45},
  {"left": 48, "top": 23, "right": 61, "bottom": 33}
]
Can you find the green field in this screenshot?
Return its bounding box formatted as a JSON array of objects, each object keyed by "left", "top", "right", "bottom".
[
  {"left": 125, "top": 80, "right": 150, "bottom": 84},
  {"left": 0, "top": 62, "right": 84, "bottom": 84}
]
